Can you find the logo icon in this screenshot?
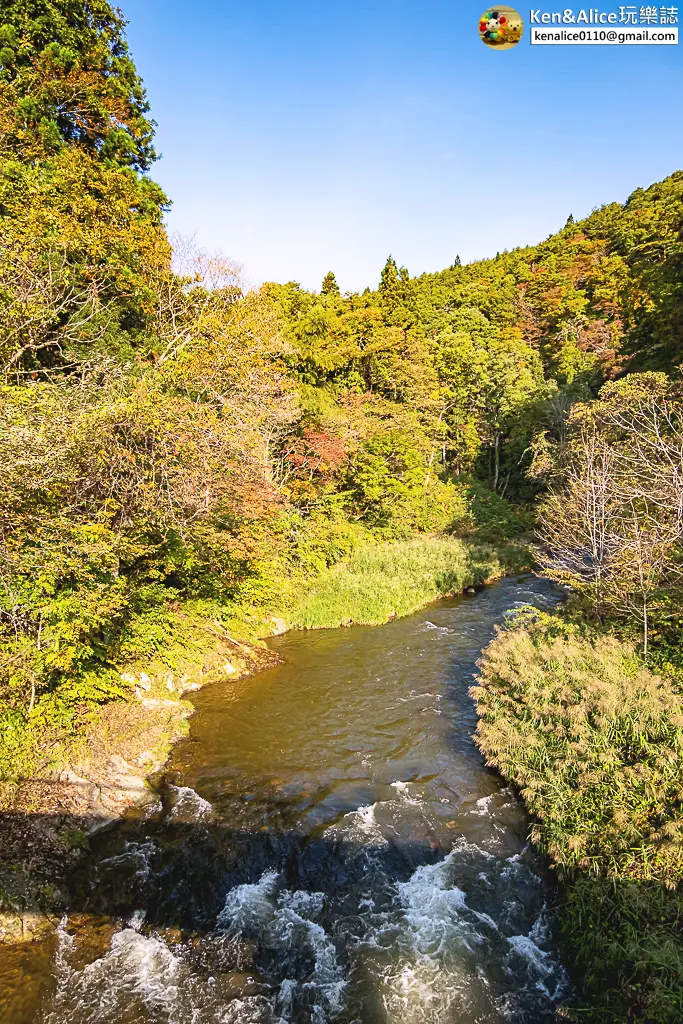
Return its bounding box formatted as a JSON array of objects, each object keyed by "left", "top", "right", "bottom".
[{"left": 479, "top": 7, "right": 524, "bottom": 48}]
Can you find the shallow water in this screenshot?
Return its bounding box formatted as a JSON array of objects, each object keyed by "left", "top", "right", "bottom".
[{"left": 5, "top": 575, "right": 570, "bottom": 1023}]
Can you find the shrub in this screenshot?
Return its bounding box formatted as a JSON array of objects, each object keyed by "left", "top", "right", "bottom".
[
  {"left": 472, "top": 620, "right": 683, "bottom": 882},
  {"left": 464, "top": 480, "right": 534, "bottom": 542},
  {"left": 562, "top": 877, "right": 683, "bottom": 1022}
]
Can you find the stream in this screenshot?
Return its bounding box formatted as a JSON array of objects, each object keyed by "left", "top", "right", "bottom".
[{"left": 4, "top": 575, "right": 570, "bottom": 1023}]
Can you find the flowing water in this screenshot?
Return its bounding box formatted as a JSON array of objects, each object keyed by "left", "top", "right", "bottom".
[{"left": 5, "top": 575, "right": 571, "bottom": 1023}]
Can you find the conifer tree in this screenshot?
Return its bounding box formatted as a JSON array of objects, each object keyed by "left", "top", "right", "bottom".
[
  {"left": 321, "top": 271, "right": 340, "bottom": 295},
  {"left": 0, "top": 0, "right": 157, "bottom": 169},
  {"left": 0, "top": 0, "right": 169, "bottom": 372},
  {"left": 379, "top": 255, "right": 400, "bottom": 294}
]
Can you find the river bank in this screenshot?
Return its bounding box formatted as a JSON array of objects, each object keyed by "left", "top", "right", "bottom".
[
  {"left": 0, "top": 636, "right": 281, "bottom": 943},
  {"left": 472, "top": 612, "right": 683, "bottom": 1022},
  {"left": 0, "top": 536, "right": 527, "bottom": 944}
]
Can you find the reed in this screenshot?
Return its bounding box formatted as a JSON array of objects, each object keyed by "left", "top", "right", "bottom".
[
  {"left": 291, "top": 537, "right": 506, "bottom": 629},
  {"left": 473, "top": 616, "right": 683, "bottom": 1021}
]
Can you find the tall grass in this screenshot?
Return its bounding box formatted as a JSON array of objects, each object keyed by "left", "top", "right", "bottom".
[
  {"left": 473, "top": 616, "right": 683, "bottom": 1021},
  {"left": 291, "top": 537, "right": 507, "bottom": 629}
]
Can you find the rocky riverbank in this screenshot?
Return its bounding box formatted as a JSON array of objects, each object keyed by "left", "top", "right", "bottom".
[{"left": 0, "top": 624, "right": 283, "bottom": 943}]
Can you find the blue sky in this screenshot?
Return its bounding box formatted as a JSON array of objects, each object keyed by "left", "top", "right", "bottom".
[{"left": 123, "top": 1, "right": 681, "bottom": 292}]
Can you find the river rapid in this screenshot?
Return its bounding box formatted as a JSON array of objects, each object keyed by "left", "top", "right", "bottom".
[{"left": 5, "top": 575, "right": 571, "bottom": 1023}]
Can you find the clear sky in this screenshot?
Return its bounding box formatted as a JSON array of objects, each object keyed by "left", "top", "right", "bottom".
[{"left": 122, "top": 0, "right": 681, "bottom": 292}]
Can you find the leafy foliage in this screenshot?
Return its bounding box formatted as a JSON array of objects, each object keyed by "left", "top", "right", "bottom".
[{"left": 0, "top": 0, "right": 157, "bottom": 169}]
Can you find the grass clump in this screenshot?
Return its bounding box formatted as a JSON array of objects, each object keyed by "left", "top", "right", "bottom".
[
  {"left": 472, "top": 621, "right": 683, "bottom": 881},
  {"left": 291, "top": 537, "right": 507, "bottom": 629},
  {"left": 472, "top": 616, "right": 683, "bottom": 1021},
  {"left": 562, "top": 877, "right": 683, "bottom": 1022}
]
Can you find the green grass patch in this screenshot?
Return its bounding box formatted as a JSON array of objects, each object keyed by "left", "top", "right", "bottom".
[{"left": 291, "top": 537, "right": 509, "bottom": 629}]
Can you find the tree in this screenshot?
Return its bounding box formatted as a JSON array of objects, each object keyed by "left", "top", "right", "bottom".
[
  {"left": 538, "top": 422, "right": 620, "bottom": 618},
  {"left": 0, "top": 148, "right": 169, "bottom": 374},
  {"left": 378, "top": 256, "right": 410, "bottom": 309},
  {"left": 475, "top": 330, "right": 547, "bottom": 493},
  {"left": 0, "top": 1, "right": 170, "bottom": 375},
  {"left": 0, "top": 0, "right": 157, "bottom": 169},
  {"left": 379, "top": 255, "right": 399, "bottom": 294},
  {"left": 538, "top": 374, "right": 683, "bottom": 653},
  {"left": 321, "top": 271, "right": 340, "bottom": 296}
]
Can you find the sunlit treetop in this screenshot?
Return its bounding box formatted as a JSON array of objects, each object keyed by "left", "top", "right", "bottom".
[{"left": 0, "top": 0, "right": 157, "bottom": 170}]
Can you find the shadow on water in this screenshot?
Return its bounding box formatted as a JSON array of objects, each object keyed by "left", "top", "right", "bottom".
[
  {"left": 1, "top": 806, "right": 567, "bottom": 1024},
  {"left": 1, "top": 575, "right": 571, "bottom": 1024}
]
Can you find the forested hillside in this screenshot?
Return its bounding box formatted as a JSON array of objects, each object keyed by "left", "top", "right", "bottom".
[
  {"left": 1, "top": 2, "right": 683, "bottom": 1017},
  {"left": 1, "top": 0, "right": 682, "bottom": 754}
]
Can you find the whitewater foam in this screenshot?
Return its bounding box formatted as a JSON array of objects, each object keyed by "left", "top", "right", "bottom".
[{"left": 217, "top": 871, "right": 346, "bottom": 1020}]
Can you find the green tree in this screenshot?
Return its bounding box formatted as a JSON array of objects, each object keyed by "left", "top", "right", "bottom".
[
  {"left": 321, "top": 271, "right": 340, "bottom": 296},
  {"left": 0, "top": 0, "right": 170, "bottom": 374},
  {"left": 0, "top": 0, "right": 157, "bottom": 169}
]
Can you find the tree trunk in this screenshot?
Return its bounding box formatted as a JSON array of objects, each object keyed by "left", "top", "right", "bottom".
[
  {"left": 29, "top": 614, "right": 42, "bottom": 715},
  {"left": 643, "top": 596, "right": 649, "bottom": 659},
  {"left": 493, "top": 433, "right": 500, "bottom": 492},
  {"left": 424, "top": 408, "right": 445, "bottom": 488}
]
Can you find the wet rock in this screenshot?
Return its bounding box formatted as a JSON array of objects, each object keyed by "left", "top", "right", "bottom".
[
  {"left": 59, "top": 914, "right": 118, "bottom": 969},
  {"left": 0, "top": 909, "right": 56, "bottom": 943}
]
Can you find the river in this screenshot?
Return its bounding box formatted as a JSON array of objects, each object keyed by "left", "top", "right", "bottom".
[{"left": 4, "top": 575, "right": 570, "bottom": 1023}]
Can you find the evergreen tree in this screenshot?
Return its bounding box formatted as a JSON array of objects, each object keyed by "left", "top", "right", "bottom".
[
  {"left": 321, "top": 271, "right": 340, "bottom": 295},
  {"left": 0, "top": 0, "right": 157, "bottom": 170},
  {"left": 379, "top": 255, "right": 400, "bottom": 294},
  {"left": 379, "top": 256, "right": 410, "bottom": 310},
  {"left": 0, "top": 0, "right": 169, "bottom": 373}
]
